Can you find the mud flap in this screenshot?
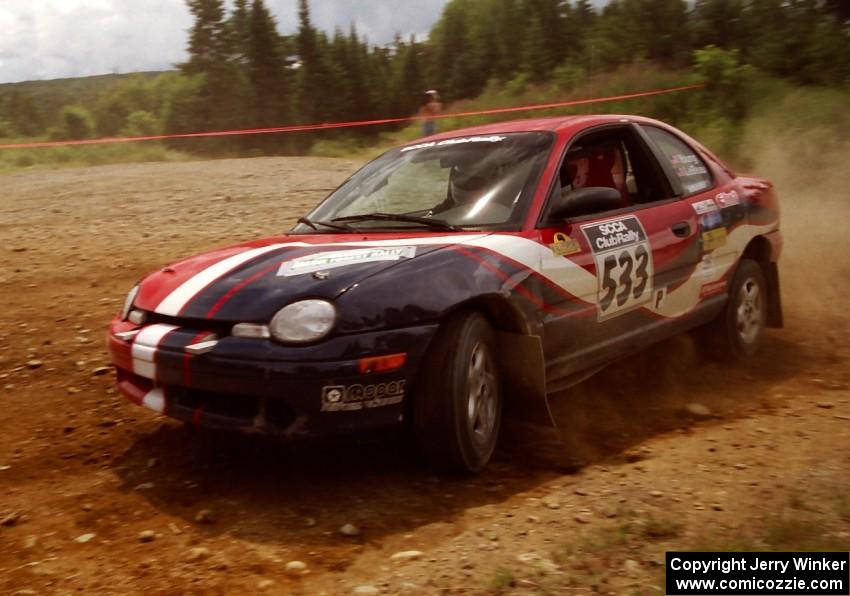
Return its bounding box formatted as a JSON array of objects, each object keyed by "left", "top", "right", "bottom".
[
  {"left": 496, "top": 332, "right": 556, "bottom": 427},
  {"left": 764, "top": 261, "right": 784, "bottom": 328}
]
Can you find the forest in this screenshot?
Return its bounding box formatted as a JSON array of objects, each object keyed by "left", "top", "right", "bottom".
[{"left": 0, "top": 0, "right": 847, "bottom": 160}]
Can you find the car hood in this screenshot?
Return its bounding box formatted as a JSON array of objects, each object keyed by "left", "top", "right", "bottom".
[{"left": 133, "top": 232, "right": 492, "bottom": 322}]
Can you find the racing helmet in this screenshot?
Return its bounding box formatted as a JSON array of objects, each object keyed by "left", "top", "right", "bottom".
[{"left": 449, "top": 163, "right": 492, "bottom": 204}]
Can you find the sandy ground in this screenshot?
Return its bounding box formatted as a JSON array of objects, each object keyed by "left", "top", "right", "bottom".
[{"left": 0, "top": 154, "right": 848, "bottom": 595}]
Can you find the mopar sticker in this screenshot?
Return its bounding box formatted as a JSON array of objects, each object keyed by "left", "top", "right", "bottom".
[
  {"left": 321, "top": 381, "right": 406, "bottom": 412},
  {"left": 581, "top": 216, "right": 654, "bottom": 320},
  {"left": 278, "top": 246, "right": 417, "bottom": 277},
  {"left": 550, "top": 232, "right": 581, "bottom": 257}
]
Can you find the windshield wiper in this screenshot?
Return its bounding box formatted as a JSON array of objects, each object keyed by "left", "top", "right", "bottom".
[
  {"left": 297, "top": 217, "right": 354, "bottom": 232},
  {"left": 331, "top": 212, "right": 461, "bottom": 232}
]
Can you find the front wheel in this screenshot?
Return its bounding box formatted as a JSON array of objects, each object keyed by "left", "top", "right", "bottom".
[
  {"left": 412, "top": 312, "right": 502, "bottom": 473},
  {"left": 703, "top": 258, "right": 768, "bottom": 359}
]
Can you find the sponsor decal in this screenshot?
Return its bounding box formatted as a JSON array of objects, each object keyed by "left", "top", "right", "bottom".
[
  {"left": 675, "top": 164, "right": 709, "bottom": 178},
  {"left": 700, "top": 279, "right": 728, "bottom": 298},
  {"left": 549, "top": 232, "right": 581, "bottom": 257},
  {"left": 671, "top": 154, "right": 709, "bottom": 177},
  {"left": 653, "top": 287, "right": 668, "bottom": 309},
  {"left": 401, "top": 135, "right": 506, "bottom": 152},
  {"left": 700, "top": 254, "right": 715, "bottom": 280},
  {"left": 321, "top": 381, "right": 406, "bottom": 412},
  {"left": 684, "top": 181, "right": 709, "bottom": 194},
  {"left": 278, "top": 246, "right": 417, "bottom": 277},
  {"left": 715, "top": 189, "right": 740, "bottom": 208},
  {"left": 699, "top": 209, "right": 728, "bottom": 251},
  {"left": 702, "top": 228, "right": 728, "bottom": 251},
  {"left": 581, "top": 216, "right": 654, "bottom": 320},
  {"left": 692, "top": 199, "right": 719, "bottom": 215}
]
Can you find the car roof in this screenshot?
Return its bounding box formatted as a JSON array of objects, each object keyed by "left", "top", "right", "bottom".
[{"left": 413, "top": 114, "right": 664, "bottom": 144}]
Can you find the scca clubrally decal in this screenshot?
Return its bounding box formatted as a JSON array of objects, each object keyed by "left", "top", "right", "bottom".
[{"left": 581, "top": 216, "right": 654, "bottom": 320}]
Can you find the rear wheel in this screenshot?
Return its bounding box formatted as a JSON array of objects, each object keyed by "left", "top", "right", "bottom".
[
  {"left": 413, "top": 312, "right": 502, "bottom": 473},
  {"left": 704, "top": 259, "right": 767, "bottom": 359}
]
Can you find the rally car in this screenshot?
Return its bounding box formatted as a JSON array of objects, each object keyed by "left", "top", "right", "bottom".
[{"left": 108, "top": 115, "right": 782, "bottom": 473}]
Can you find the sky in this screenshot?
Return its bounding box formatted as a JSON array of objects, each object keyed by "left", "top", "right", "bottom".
[{"left": 0, "top": 0, "right": 451, "bottom": 84}]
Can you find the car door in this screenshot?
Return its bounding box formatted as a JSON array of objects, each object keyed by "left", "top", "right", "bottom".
[
  {"left": 536, "top": 124, "right": 703, "bottom": 385},
  {"left": 639, "top": 124, "right": 740, "bottom": 307}
]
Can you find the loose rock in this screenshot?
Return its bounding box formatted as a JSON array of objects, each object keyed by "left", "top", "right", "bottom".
[
  {"left": 339, "top": 523, "right": 361, "bottom": 537},
  {"left": 541, "top": 498, "right": 561, "bottom": 510},
  {"left": 353, "top": 586, "right": 380, "bottom": 595},
  {"left": 75, "top": 533, "right": 96, "bottom": 543},
  {"left": 391, "top": 550, "right": 424, "bottom": 562},
  {"left": 686, "top": 403, "right": 712, "bottom": 417},
  {"left": 1, "top": 511, "right": 21, "bottom": 527},
  {"left": 194, "top": 509, "right": 215, "bottom": 525},
  {"left": 187, "top": 547, "right": 211, "bottom": 561},
  {"left": 138, "top": 530, "right": 156, "bottom": 543},
  {"left": 25, "top": 360, "right": 43, "bottom": 370},
  {"left": 285, "top": 560, "right": 308, "bottom": 575}
]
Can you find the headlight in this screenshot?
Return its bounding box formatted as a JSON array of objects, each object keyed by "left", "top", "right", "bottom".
[
  {"left": 270, "top": 299, "right": 337, "bottom": 344},
  {"left": 121, "top": 285, "right": 140, "bottom": 321}
]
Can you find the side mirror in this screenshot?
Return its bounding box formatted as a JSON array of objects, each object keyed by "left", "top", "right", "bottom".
[{"left": 549, "top": 186, "right": 623, "bottom": 219}]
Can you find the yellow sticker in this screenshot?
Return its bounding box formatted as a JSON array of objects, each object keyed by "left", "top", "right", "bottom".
[
  {"left": 702, "top": 228, "right": 728, "bottom": 252},
  {"left": 550, "top": 232, "right": 581, "bottom": 256}
]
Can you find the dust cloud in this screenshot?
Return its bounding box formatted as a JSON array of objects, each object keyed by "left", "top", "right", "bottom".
[
  {"left": 518, "top": 105, "right": 850, "bottom": 468},
  {"left": 745, "top": 121, "right": 850, "bottom": 333}
]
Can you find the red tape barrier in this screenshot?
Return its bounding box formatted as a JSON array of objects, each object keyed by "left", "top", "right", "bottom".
[{"left": 0, "top": 83, "right": 703, "bottom": 151}]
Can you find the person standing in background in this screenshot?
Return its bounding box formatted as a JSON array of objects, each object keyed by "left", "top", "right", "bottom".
[{"left": 419, "top": 90, "right": 443, "bottom": 137}]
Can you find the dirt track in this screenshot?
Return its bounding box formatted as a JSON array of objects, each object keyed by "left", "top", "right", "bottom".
[{"left": 1, "top": 155, "right": 849, "bottom": 595}]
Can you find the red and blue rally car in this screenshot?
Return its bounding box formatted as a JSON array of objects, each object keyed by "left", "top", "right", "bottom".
[{"left": 108, "top": 115, "right": 782, "bottom": 472}]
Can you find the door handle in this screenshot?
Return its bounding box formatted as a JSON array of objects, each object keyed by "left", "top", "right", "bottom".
[{"left": 671, "top": 221, "right": 691, "bottom": 238}]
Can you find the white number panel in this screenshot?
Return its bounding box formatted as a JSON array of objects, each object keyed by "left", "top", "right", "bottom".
[{"left": 581, "top": 216, "right": 655, "bottom": 320}]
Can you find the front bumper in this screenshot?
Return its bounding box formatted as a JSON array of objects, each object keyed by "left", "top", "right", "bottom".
[{"left": 107, "top": 318, "right": 439, "bottom": 438}]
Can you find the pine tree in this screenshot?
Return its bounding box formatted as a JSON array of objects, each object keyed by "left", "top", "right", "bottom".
[
  {"left": 229, "top": 0, "right": 252, "bottom": 65},
  {"left": 247, "top": 0, "right": 292, "bottom": 151},
  {"left": 184, "top": 0, "right": 230, "bottom": 74},
  {"left": 176, "top": 0, "right": 250, "bottom": 150}
]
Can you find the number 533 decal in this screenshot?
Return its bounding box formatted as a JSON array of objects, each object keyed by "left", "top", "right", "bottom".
[{"left": 581, "top": 216, "right": 655, "bottom": 320}]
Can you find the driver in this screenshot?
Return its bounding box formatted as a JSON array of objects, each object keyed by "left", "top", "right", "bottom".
[{"left": 430, "top": 162, "right": 509, "bottom": 221}]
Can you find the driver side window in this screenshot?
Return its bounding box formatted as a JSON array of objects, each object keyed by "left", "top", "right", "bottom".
[{"left": 549, "top": 126, "right": 675, "bottom": 221}]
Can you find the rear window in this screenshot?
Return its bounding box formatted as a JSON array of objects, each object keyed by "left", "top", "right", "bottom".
[{"left": 643, "top": 126, "right": 713, "bottom": 195}]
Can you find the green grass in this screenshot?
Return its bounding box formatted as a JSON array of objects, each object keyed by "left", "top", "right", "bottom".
[
  {"left": 488, "top": 567, "right": 516, "bottom": 592},
  {"left": 0, "top": 139, "right": 191, "bottom": 172}
]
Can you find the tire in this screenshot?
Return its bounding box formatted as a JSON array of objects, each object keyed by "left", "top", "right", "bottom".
[
  {"left": 412, "top": 311, "right": 502, "bottom": 473},
  {"left": 704, "top": 258, "right": 768, "bottom": 360}
]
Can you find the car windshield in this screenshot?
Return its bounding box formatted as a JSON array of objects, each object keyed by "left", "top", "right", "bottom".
[{"left": 296, "top": 132, "right": 553, "bottom": 231}]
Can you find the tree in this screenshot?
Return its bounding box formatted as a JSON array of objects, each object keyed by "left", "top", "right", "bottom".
[
  {"left": 229, "top": 0, "right": 252, "bottom": 65},
  {"left": 2, "top": 91, "right": 45, "bottom": 137},
  {"left": 177, "top": 0, "right": 251, "bottom": 149},
  {"left": 121, "top": 111, "right": 161, "bottom": 136},
  {"left": 246, "top": 0, "right": 293, "bottom": 152},
  {"left": 692, "top": 0, "right": 746, "bottom": 50},
  {"left": 295, "top": 0, "right": 339, "bottom": 139},
  {"left": 56, "top": 105, "right": 95, "bottom": 140}
]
